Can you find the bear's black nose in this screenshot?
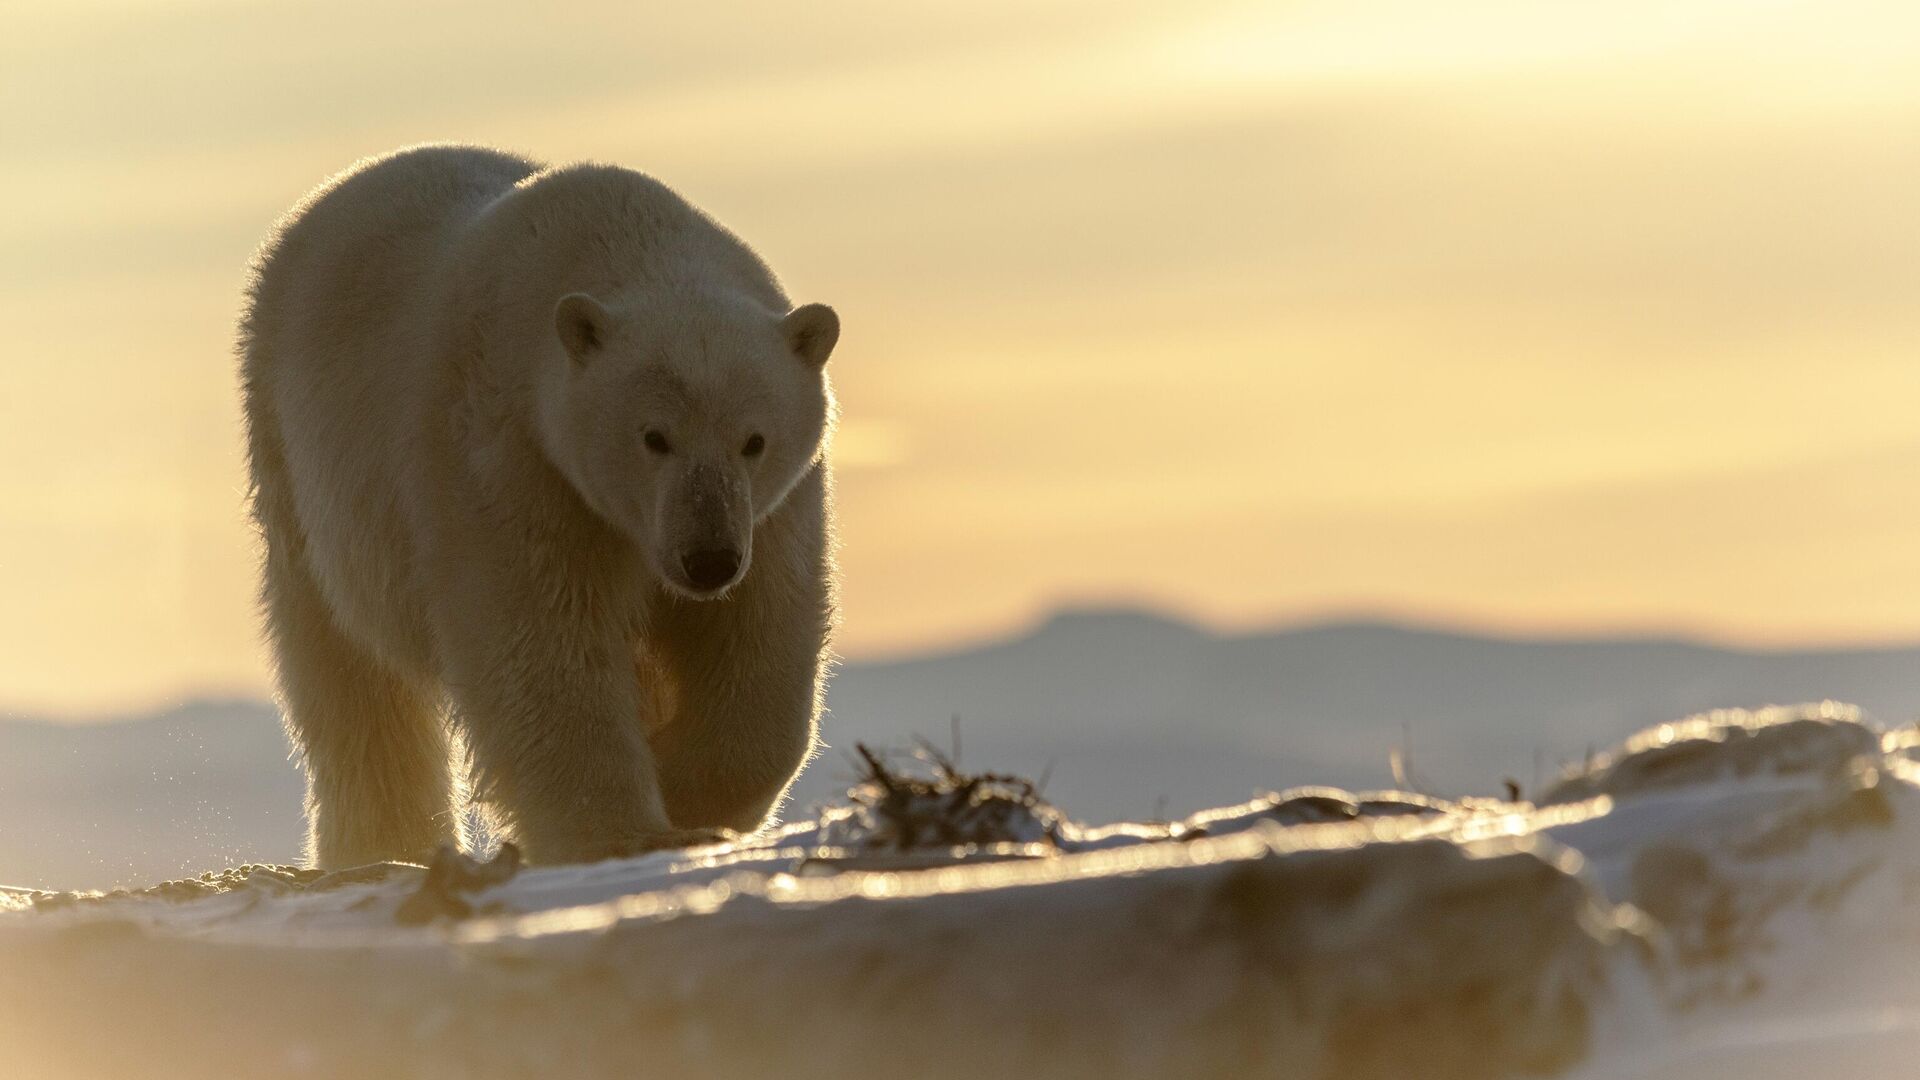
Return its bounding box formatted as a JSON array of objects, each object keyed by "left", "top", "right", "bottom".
[{"left": 682, "top": 548, "right": 741, "bottom": 591}]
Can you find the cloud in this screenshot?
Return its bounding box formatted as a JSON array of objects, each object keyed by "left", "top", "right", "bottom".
[{"left": 4, "top": 0, "right": 1920, "bottom": 706}]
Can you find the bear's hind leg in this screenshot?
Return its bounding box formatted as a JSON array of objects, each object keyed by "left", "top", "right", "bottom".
[{"left": 264, "top": 549, "right": 458, "bottom": 870}]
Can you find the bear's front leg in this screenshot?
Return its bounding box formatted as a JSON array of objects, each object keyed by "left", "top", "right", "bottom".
[
  {"left": 435, "top": 575, "right": 714, "bottom": 864},
  {"left": 649, "top": 479, "right": 831, "bottom": 833}
]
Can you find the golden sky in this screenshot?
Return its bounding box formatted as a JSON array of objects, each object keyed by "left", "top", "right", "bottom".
[{"left": 3, "top": 0, "right": 1919, "bottom": 715}]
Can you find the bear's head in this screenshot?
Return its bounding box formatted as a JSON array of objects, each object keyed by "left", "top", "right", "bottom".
[{"left": 536, "top": 287, "right": 837, "bottom": 598}]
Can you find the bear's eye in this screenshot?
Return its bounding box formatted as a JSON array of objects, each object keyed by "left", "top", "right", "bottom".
[
  {"left": 742, "top": 433, "right": 765, "bottom": 458},
  {"left": 643, "top": 430, "right": 671, "bottom": 455}
]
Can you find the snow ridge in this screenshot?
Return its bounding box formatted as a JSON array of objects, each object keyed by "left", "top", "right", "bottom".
[{"left": 5, "top": 703, "right": 1917, "bottom": 1079}]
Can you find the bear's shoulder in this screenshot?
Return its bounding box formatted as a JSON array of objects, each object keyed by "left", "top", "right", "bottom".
[
  {"left": 463, "top": 163, "right": 782, "bottom": 305},
  {"left": 477, "top": 164, "right": 705, "bottom": 253}
]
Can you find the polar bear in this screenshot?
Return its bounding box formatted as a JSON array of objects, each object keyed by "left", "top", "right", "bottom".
[{"left": 239, "top": 145, "right": 838, "bottom": 868}]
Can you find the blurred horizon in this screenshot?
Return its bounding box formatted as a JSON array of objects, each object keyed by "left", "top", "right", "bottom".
[
  {"left": 17, "top": 601, "right": 1920, "bottom": 725},
  {"left": 4, "top": 0, "right": 1920, "bottom": 714}
]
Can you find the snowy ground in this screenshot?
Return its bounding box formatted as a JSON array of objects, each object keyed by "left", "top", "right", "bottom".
[{"left": 4, "top": 702, "right": 1918, "bottom": 1079}]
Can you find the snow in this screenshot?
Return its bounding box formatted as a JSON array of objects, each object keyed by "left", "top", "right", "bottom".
[{"left": 4, "top": 703, "right": 1918, "bottom": 1079}]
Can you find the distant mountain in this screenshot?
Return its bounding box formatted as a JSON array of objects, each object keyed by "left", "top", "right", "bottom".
[
  {"left": 7, "top": 609, "right": 1920, "bottom": 889},
  {"left": 789, "top": 609, "right": 1920, "bottom": 820}
]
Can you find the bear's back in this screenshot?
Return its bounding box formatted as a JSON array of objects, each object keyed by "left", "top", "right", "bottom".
[
  {"left": 256, "top": 148, "right": 533, "bottom": 323},
  {"left": 242, "top": 146, "right": 544, "bottom": 675},
  {"left": 244, "top": 145, "right": 541, "bottom": 396}
]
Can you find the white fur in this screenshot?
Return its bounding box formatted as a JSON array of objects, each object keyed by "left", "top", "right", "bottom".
[{"left": 240, "top": 145, "right": 837, "bottom": 868}]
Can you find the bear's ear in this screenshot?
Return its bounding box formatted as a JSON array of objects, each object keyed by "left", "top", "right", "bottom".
[
  {"left": 783, "top": 303, "right": 840, "bottom": 368},
  {"left": 555, "top": 293, "right": 611, "bottom": 367}
]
